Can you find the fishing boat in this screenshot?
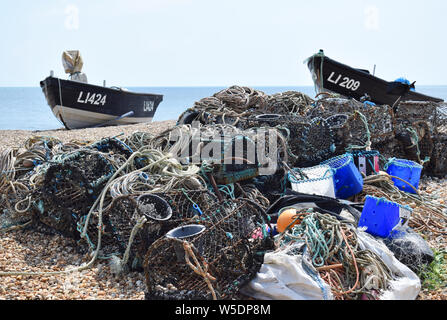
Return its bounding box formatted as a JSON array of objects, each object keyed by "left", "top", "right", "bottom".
[
  {"left": 40, "top": 51, "right": 163, "bottom": 130},
  {"left": 306, "top": 50, "right": 444, "bottom": 106}
]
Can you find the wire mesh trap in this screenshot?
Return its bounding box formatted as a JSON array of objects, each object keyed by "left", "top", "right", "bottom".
[
  {"left": 31, "top": 151, "right": 115, "bottom": 238},
  {"left": 81, "top": 189, "right": 221, "bottom": 265},
  {"left": 239, "top": 114, "right": 336, "bottom": 168},
  {"left": 143, "top": 198, "right": 274, "bottom": 300},
  {"left": 426, "top": 133, "right": 447, "bottom": 177},
  {"left": 79, "top": 194, "right": 175, "bottom": 269},
  {"left": 265, "top": 91, "right": 315, "bottom": 116}
]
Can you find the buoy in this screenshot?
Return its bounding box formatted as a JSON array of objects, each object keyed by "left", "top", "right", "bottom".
[{"left": 277, "top": 208, "right": 301, "bottom": 233}]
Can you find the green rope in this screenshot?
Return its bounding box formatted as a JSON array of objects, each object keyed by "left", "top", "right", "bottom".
[
  {"left": 406, "top": 127, "right": 430, "bottom": 166},
  {"left": 346, "top": 110, "right": 372, "bottom": 152}
]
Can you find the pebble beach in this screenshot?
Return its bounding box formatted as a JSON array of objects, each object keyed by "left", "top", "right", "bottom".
[
  {"left": 0, "top": 120, "right": 446, "bottom": 300},
  {"left": 0, "top": 121, "right": 176, "bottom": 300}
]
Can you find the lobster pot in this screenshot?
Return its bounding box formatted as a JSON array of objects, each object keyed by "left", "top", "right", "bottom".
[
  {"left": 288, "top": 164, "right": 336, "bottom": 198},
  {"left": 352, "top": 150, "right": 380, "bottom": 177},
  {"left": 143, "top": 199, "right": 273, "bottom": 300},
  {"left": 322, "top": 154, "right": 363, "bottom": 199},
  {"left": 35, "top": 151, "right": 115, "bottom": 238},
  {"left": 80, "top": 194, "right": 173, "bottom": 270},
  {"left": 358, "top": 195, "right": 413, "bottom": 238},
  {"left": 386, "top": 158, "right": 422, "bottom": 194}
]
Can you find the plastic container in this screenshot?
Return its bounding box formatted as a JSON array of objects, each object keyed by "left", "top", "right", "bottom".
[
  {"left": 321, "top": 154, "right": 363, "bottom": 199},
  {"left": 288, "top": 164, "right": 335, "bottom": 198},
  {"left": 358, "top": 196, "right": 413, "bottom": 238},
  {"left": 385, "top": 158, "right": 422, "bottom": 194},
  {"left": 352, "top": 150, "right": 380, "bottom": 177}
]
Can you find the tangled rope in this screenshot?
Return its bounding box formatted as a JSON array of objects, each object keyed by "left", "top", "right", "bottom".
[{"left": 280, "top": 211, "right": 393, "bottom": 300}]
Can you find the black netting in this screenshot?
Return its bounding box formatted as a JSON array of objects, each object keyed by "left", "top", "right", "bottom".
[{"left": 143, "top": 198, "right": 274, "bottom": 300}]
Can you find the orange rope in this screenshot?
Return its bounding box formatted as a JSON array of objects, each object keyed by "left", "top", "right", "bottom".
[{"left": 335, "top": 228, "right": 360, "bottom": 296}]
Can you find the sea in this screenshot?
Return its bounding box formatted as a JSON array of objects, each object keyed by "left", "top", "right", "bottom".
[{"left": 0, "top": 86, "right": 446, "bottom": 131}]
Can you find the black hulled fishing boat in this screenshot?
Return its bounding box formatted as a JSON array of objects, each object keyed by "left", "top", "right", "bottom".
[
  {"left": 306, "top": 50, "right": 444, "bottom": 106},
  {"left": 40, "top": 51, "right": 163, "bottom": 130}
]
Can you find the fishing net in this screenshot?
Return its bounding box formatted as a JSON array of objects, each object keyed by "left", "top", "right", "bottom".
[
  {"left": 1, "top": 85, "right": 447, "bottom": 301},
  {"left": 342, "top": 107, "right": 394, "bottom": 150},
  {"left": 233, "top": 182, "right": 270, "bottom": 210},
  {"left": 383, "top": 229, "right": 435, "bottom": 274},
  {"left": 143, "top": 198, "right": 273, "bottom": 300},
  {"left": 90, "top": 136, "right": 134, "bottom": 158},
  {"left": 0, "top": 176, "right": 34, "bottom": 232},
  {"left": 252, "top": 168, "right": 288, "bottom": 204}
]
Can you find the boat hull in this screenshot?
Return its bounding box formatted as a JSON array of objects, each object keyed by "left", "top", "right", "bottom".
[
  {"left": 306, "top": 52, "right": 444, "bottom": 106},
  {"left": 40, "top": 76, "right": 163, "bottom": 129}
]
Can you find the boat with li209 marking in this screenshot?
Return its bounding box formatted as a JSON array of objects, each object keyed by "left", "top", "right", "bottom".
[{"left": 306, "top": 50, "right": 444, "bottom": 106}]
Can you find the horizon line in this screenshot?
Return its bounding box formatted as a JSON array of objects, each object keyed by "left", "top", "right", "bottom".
[{"left": 1, "top": 84, "right": 447, "bottom": 88}]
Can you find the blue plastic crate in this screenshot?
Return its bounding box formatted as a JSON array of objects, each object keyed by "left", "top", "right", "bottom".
[
  {"left": 321, "top": 153, "right": 363, "bottom": 199},
  {"left": 358, "top": 196, "right": 413, "bottom": 238},
  {"left": 385, "top": 158, "right": 422, "bottom": 194}
]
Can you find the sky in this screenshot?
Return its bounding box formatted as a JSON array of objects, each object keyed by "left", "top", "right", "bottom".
[{"left": 0, "top": 0, "right": 446, "bottom": 87}]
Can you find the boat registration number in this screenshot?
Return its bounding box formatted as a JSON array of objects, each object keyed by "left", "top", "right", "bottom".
[
  {"left": 143, "top": 101, "right": 154, "bottom": 112},
  {"left": 327, "top": 72, "right": 361, "bottom": 91},
  {"left": 77, "top": 91, "right": 107, "bottom": 106}
]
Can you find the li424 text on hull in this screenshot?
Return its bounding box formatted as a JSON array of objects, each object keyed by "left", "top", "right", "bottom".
[{"left": 77, "top": 91, "right": 107, "bottom": 106}]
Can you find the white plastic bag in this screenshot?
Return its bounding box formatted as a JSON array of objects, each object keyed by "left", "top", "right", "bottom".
[
  {"left": 242, "top": 230, "right": 421, "bottom": 300},
  {"left": 241, "top": 243, "right": 334, "bottom": 300},
  {"left": 356, "top": 230, "right": 421, "bottom": 300},
  {"left": 289, "top": 165, "right": 336, "bottom": 198}
]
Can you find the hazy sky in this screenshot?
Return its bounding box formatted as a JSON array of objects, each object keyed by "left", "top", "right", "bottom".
[{"left": 1, "top": 0, "right": 446, "bottom": 87}]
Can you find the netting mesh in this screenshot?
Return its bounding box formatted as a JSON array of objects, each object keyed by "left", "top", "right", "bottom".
[
  {"left": 384, "top": 229, "right": 435, "bottom": 273},
  {"left": 33, "top": 151, "right": 115, "bottom": 238},
  {"left": 426, "top": 133, "right": 447, "bottom": 177},
  {"left": 143, "top": 198, "right": 273, "bottom": 300},
  {"left": 265, "top": 91, "right": 314, "bottom": 115}
]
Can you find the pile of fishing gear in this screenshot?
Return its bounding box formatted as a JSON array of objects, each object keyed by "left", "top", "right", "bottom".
[{"left": 1, "top": 85, "right": 447, "bottom": 300}]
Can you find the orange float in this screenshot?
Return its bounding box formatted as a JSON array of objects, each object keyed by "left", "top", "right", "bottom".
[{"left": 276, "top": 208, "right": 301, "bottom": 233}]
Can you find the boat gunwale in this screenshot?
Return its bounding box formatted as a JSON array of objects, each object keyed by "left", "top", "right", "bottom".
[{"left": 40, "top": 76, "right": 164, "bottom": 99}]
